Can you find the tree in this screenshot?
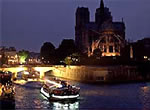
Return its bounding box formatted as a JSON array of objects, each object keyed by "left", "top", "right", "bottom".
[
  {"left": 18, "top": 50, "right": 29, "bottom": 64},
  {"left": 56, "top": 39, "right": 77, "bottom": 62},
  {"left": 40, "top": 42, "right": 55, "bottom": 64},
  {"left": 138, "top": 61, "right": 150, "bottom": 79},
  {"left": 64, "top": 57, "right": 72, "bottom": 65}
]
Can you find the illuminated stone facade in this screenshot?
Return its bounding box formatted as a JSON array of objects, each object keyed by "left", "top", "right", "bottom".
[
  {"left": 0, "top": 47, "right": 19, "bottom": 65},
  {"left": 27, "top": 52, "right": 41, "bottom": 65},
  {"left": 75, "top": 0, "right": 126, "bottom": 57}
]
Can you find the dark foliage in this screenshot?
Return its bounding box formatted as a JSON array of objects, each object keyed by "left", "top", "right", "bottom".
[
  {"left": 40, "top": 42, "right": 56, "bottom": 64},
  {"left": 137, "top": 61, "right": 150, "bottom": 79},
  {"left": 56, "top": 39, "right": 77, "bottom": 62}
]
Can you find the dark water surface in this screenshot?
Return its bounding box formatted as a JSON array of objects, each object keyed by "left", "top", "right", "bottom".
[{"left": 2, "top": 81, "right": 150, "bottom": 110}]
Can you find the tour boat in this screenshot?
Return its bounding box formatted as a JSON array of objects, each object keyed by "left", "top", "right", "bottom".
[{"left": 40, "top": 79, "right": 80, "bottom": 101}]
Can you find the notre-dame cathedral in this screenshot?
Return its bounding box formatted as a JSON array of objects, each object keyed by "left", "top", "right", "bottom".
[{"left": 75, "top": 0, "right": 126, "bottom": 57}]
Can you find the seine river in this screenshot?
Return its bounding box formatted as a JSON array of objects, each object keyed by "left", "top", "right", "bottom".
[{"left": 2, "top": 80, "right": 150, "bottom": 110}]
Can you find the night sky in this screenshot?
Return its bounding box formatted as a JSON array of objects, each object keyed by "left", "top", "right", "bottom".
[{"left": 1, "top": 0, "right": 150, "bottom": 52}]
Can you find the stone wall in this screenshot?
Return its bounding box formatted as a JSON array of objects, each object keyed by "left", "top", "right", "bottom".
[{"left": 51, "top": 65, "right": 139, "bottom": 83}]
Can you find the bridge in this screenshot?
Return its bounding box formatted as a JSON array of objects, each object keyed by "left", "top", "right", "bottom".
[{"left": 0, "top": 65, "right": 64, "bottom": 79}]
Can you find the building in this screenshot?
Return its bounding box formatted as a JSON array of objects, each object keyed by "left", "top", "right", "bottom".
[
  {"left": 27, "top": 52, "right": 41, "bottom": 65},
  {"left": 120, "top": 37, "right": 150, "bottom": 62},
  {"left": 75, "top": 0, "right": 126, "bottom": 57},
  {"left": 132, "top": 37, "right": 150, "bottom": 61},
  {"left": 0, "top": 47, "right": 19, "bottom": 65}
]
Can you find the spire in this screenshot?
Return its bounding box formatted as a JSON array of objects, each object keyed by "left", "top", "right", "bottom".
[
  {"left": 100, "top": 0, "right": 104, "bottom": 9},
  {"left": 122, "top": 18, "right": 124, "bottom": 22}
]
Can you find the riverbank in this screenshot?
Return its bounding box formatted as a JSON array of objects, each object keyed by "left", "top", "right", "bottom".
[{"left": 50, "top": 65, "right": 150, "bottom": 84}]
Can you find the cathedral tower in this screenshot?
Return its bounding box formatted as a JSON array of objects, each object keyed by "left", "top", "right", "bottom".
[
  {"left": 75, "top": 7, "right": 90, "bottom": 51},
  {"left": 95, "top": 0, "right": 112, "bottom": 26}
]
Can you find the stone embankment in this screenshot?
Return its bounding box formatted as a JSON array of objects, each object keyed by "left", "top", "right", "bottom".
[{"left": 51, "top": 65, "right": 142, "bottom": 83}]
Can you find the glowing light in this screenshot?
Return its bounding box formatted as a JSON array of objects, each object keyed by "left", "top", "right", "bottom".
[
  {"left": 17, "top": 67, "right": 25, "bottom": 72},
  {"left": 102, "top": 52, "right": 120, "bottom": 57},
  {"left": 144, "top": 56, "right": 148, "bottom": 59},
  {"left": 13, "top": 80, "right": 27, "bottom": 85},
  {"left": 15, "top": 55, "right": 18, "bottom": 58},
  {"left": 34, "top": 67, "right": 42, "bottom": 72},
  {"left": 40, "top": 87, "right": 50, "bottom": 98},
  {"left": 51, "top": 94, "right": 79, "bottom": 99},
  {"left": 24, "top": 71, "right": 29, "bottom": 75},
  {"left": 53, "top": 101, "right": 79, "bottom": 109},
  {"left": 45, "top": 79, "right": 62, "bottom": 88}
]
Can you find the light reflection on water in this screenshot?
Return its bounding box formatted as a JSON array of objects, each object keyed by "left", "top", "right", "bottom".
[
  {"left": 140, "top": 83, "right": 150, "bottom": 109},
  {"left": 50, "top": 101, "right": 79, "bottom": 110},
  {"left": 12, "top": 81, "right": 150, "bottom": 110},
  {"left": 40, "top": 93, "right": 80, "bottom": 110}
]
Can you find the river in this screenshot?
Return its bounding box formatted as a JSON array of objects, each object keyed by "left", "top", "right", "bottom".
[{"left": 1, "top": 80, "right": 150, "bottom": 110}]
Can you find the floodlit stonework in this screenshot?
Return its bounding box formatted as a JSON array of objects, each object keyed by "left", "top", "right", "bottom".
[{"left": 75, "top": 0, "right": 126, "bottom": 57}]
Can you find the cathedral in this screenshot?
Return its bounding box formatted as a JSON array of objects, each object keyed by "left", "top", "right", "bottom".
[{"left": 75, "top": 0, "right": 126, "bottom": 57}]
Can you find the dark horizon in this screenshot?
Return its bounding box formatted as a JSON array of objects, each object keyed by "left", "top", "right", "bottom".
[{"left": 1, "top": 0, "right": 150, "bottom": 52}]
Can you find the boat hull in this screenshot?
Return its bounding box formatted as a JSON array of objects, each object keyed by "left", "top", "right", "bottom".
[
  {"left": 49, "top": 94, "right": 80, "bottom": 101},
  {"left": 40, "top": 87, "right": 80, "bottom": 101}
]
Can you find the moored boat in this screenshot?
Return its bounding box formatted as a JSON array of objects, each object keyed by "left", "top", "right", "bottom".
[
  {"left": 0, "top": 71, "right": 15, "bottom": 100},
  {"left": 0, "top": 83, "right": 15, "bottom": 99}
]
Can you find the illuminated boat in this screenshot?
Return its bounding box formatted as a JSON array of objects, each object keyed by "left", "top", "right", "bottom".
[
  {"left": 0, "top": 71, "right": 15, "bottom": 100},
  {"left": 40, "top": 79, "right": 80, "bottom": 101},
  {"left": 0, "top": 83, "right": 15, "bottom": 99},
  {"left": 0, "top": 83, "right": 15, "bottom": 109},
  {"left": 21, "top": 70, "right": 40, "bottom": 81}
]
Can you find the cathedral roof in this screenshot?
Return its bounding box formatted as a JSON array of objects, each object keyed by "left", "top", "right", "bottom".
[
  {"left": 113, "top": 22, "right": 125, "bottom": 31},
  {"left": 100, "top": 21, "right": 114, "bottom": 30},
  {"left": 84, "top": 21, "right": 125, "bottom": 32}
]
